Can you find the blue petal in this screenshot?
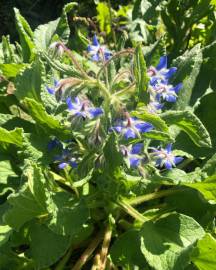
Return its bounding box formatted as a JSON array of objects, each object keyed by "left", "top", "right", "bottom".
[
  {"left": 91, "top": 54, "right": 100, "bottom": 62},
  {"left": 112, "top": 125, "right": 122, "bottom": 133},
  {"left": 173, "top": 83, "right": 183, "bottom": 93},
  {"left": 104, "top": 51, "right": 112, "bottom": 60},
  {"left": 87, "top": 45, "right": 93, "bottom": 52},
  {"left": 74, "top": 96, "right": 80, "bottom": 105},
  {"left": 129, "top": 157, "right": 141, "bottom": 167},
  {"left": 66, "top": 97, "right": 74, "bottom": 110},
  {"left": 75, "top": 111, "right": 86, "bottom": 118},
  {"left": 93, "top": 35, "right": 99, "bottom": 46},
  {"left": 58, "top": 162, "right": 68, "bottom": 169},
  {"left": 156, "top": 158, "right": 162, "bottom": 167},
  {"left": 164, "top": 67, "right": 177, "bottom": 79},
  {"left": 131, "top": 143, "right": 143, "bottom": 154},
  {"left": 150, "top": 77, "right": 160, "bottom": 86},
  {"left": 69, "top": 160, "right": 77, "bottom": 168},
  {"left": 164, "top": 160, "right": 172, "bottom": 170},
  {"left": 54, "top": 79, "right": 59, "bottom": 87},
  {"left": 165, "top": 95, "right": 177, "bottom": 102},
  {"left": 135, "top": 122, "right": 153, "bottom": 133},
  {"left": 156, "top": 56, "right": 167, "bottom": 70},
  {"left": 166, "top": 144, "right": 172, "bottom": 153},
  {"left": 48, "top": 139, "right": 62, "bottom": 151},
  {"left": 89, "top": 107, "right": 103, "bottom": 118},
  {"left": 46, "top": 86, "right": 55, "bottom": 95},
  {"left": 174, "top": 156, "right": 184, "bottom": 165},
  {"left": 156, "top": 93, "right": 162, "bottom": 101},
  {"left": 124, "top": 128, "right": 136, "bottom": 139},
  {"left": 154, "top": 103, "right": 164, "bottom": 110}
]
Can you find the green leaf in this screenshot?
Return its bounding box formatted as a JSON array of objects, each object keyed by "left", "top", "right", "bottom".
[
  {"left": 14, "top": 58, "right": 45, "bottom": 102},
  {"left": 171, "top": 44, "right": 203, "bottom": 110},
  {"left": 161, "top": 110, "right": 211, "bottom": 147},
  {"left": 202, "top": 152, "right": 216, "bottom": 176},
  {"left": 47, "top": 192, "right": 90, "bottom": 237},
  {"left": 3, "top": 185, "right": 46, "bottom": 230},
  {"left": 134, "top": 45, "right": 150, "bottom": 104},
  {"left": 140, "top": 213, "right": 205, "bottom": 270},
  {"left": 0, "top": 160, "right": 17, "bottom": 184},
  {"left": 110, "top": 229, "right": 147, "bottom": 268},
  {"left": 25, "top": 163, "right": 49, "bottom": 210},
  {"left": 184, "top": 175, "right": 216, "bottom": 204},
  {"left": 23, "top": 98, "right": 70, "bottom": 139},
  {"left": 96, "top": 2, "right": 111, "bottom": 34},
  {"left": 191, "top": 233, "right": 216, "bottom": 270},
  {"left": 0, "top": 204, "right": 12, "bottom": 248},
  {"left": 34, "top": 2, "right": 77, "bottom": 50},
  {"left": 0, "top": 127, "right": 23, "bottom": 147},
  {"left": 27, "top": 222, "right": 70, "bottom": 269},
  {"left": 14, "top": 8, "right": 35, "bottom": 62},
  {"left": 195, "top": 93, "right": 216, "bottom": 148},
  {"left": 132, "top": 109, "right": 169, "bottom": 132},
  {"left": 141, "top": 130, "right": 173, "bottom": 142},
  {"left": 1, "top": 36, "right": 16, "bottom": 63},
  {"left": 103, "top": 134, "right": 123, "bottom": 172},
  {"left": 0, "top": 63, "right": 28, "bottom": 78}
]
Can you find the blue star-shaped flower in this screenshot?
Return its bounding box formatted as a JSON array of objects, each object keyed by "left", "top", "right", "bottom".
[
  {"left": 111, "top": 117, "right": 153, "bottom": 139},
  {"left": 87, "top": 35, "right": 112, "bottom": 62},
  {"left": 148, "top": 56, "right": 177, "bottom": 86},
  {"left": 54, "top": 149, "right": 77, "bottom": 170},
  {"left": 121, "top": 143, "right": 143, "bottom": 168},
  {"left": 153, "top": 82, "right": 183, "bottom": 102},
  {"left": 152, "top": 144, "right": 183, "bottom": 170},
  {"left": 66, "top": 97, "right": 103, "bottom": 119}
]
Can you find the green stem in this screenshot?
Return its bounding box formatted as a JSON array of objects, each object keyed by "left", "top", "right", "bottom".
[
  {"left": 107, "top": 0, "right": 117, "bottom": 49},
  {"left": 96, "top": 49, "right": 134, "bottom": 80},
  {"left": 117, "top": 200, "right": 148, "bottom": 223},
  {"left": 98, "top": 224, "right": 112, "bottom": 270},
  {"left": 126, "top": 188, "right": 182, "bottom": 206},
  {"left": 71, "top": 232, "right": 103, "bottom": 270},
  {"left": 114, "top": 82, "right": 136, "bottom": 97},
  {"left": 55, "top": 246, "right": 74, "bottom": 270}
]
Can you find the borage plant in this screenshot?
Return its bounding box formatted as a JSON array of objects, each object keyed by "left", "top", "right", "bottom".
[{"left": 0, "top": 3, "right": 216, "bottom": 270}]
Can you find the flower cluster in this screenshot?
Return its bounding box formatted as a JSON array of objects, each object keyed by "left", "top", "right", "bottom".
[
  {"left": 147, "top": 55, "right": 183, "bottom": 110},
  {"left": 46, "top": 36, "right": 183, "bottom": 171},
  {"left": 87, "top": 35, "right": 112, "bottom": 62}
]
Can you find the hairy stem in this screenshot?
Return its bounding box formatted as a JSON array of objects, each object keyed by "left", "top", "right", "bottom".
[
  {"left": 125, "top": 188, "right": 183, "bottom": 206},
  {"left": 117, "top": 200, "right": 148, "bottom": 223},
  {"left": 97, "top": 49, "right": 134, "bottom": 80},
  {"left": 71, "top": 232, "right": 102, "bottom": 270},
  {"left": 98, "top": 224, "right": 112, "bottom": 270}
]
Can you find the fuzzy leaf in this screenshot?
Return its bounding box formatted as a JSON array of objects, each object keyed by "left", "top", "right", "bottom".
[
  {"left": 171, "top": 44, "right": 203, "bottom": 110},
  {"left": 14, "top": 8, "right": 35, "bottom": 62},
  {"left": 0, "top": 64, "right": 27, "bottom": 78},
  {"left": 0, "top": 127, "right": 23, "bottom": 147},
  {"left": 34, "top": 2, "right": 77, "bottom": 50},
  {"left": 3, "top": 185, "right": 46, "bottom": 230},
  {"left": 23, "top": 98, "right": 70, "bottom": 139},
  {"left": 14, "top": 58, "right": 45, "bottom": 102},
  {"left": 140, "top": 213, "right": 205, "bottom": 270},
  {"left": 110, "top": 229, "right": 147, "bottom": 268},
  {"left": 191, "top": 233, "right": 216, "bottom": 270},
  {"left": 27, "top": 222, "right": 70, "bottom": 269},
  {"left": 184, "top": 175, "right": 216, "bottom": 204},
  {"left": 132, "top": 109, "right": 169, "bottom": 132},
  {"left": 161, "top": 110, "right": 211, "bottom": 147},
  {"left": 134, "top": 45, "right": 150, "bottom": 104}
]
